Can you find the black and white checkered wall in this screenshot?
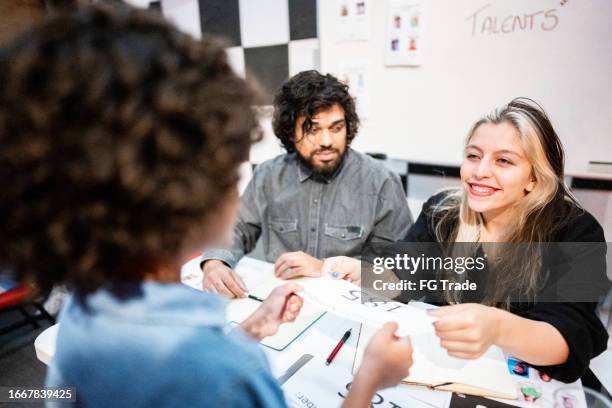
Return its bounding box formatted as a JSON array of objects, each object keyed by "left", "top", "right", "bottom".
[{"left": 159, "top": 0, "right": 320, "bottom": 104}]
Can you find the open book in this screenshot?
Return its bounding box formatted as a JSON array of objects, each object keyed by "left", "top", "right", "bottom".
[
  {"left": 182, "top": 256, "right": 324, "bottom": 351},
  {"left": 226, "top": 275, "right": 325, "bottom": 351},
  {"left": 353, "top": 324, "right": 518, "bottom": 400}
]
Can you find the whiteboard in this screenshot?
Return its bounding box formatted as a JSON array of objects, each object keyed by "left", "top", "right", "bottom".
[{"left": 319, "top": 0, "right": 612, "bottom": 174}]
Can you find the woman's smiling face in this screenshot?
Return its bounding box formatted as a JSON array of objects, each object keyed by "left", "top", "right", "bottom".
[{"left": 461, "top": 122, "right": 536, "bottom": 222}]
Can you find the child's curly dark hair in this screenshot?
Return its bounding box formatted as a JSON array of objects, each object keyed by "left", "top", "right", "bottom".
[
  {"left": 272, "top": 70, "right": 359, "bottom": 153},
  {"left": 0, "top": 5, "right": 260, "bottom": 296}
]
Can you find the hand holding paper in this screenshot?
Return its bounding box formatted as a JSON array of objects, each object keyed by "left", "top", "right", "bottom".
[
  {"left": 429, "top": 303, "right": 504, "bottom": 360},
  {"left": 359, "top": 322, "right": 413, "bottom": 389},
  {"left": 297, "top": 275, "right": 437, "bottom": 337},
  {"left": 341, "top": 322, "right": 415, "bottom": 408}
]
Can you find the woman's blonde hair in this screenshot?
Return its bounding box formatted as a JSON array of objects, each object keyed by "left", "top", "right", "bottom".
[{"left": 432, "top": 98, "right": 581, "bottom": 307}]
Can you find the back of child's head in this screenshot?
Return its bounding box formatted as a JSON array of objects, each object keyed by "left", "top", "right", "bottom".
[{"left": 0, "top": 4, "right": 260, "bottom": 297}]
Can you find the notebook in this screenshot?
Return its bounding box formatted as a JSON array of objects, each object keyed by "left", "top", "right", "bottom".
[
  {"left": 226, "top": 275, "right": 325, "bottom": 351},
  {"left": 353, "top": 323, "right": 518, "bottom": 400}
]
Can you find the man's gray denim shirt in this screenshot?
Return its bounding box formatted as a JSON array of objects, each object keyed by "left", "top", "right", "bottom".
[{"left": 201, "top": 148, "right": 413, "bottom": 269}]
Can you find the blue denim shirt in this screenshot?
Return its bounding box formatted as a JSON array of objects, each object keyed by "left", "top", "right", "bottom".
[{"left": 46, "top": 282, "right": 287, "bottom": 407}]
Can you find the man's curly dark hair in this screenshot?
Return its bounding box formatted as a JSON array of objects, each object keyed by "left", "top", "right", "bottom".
[
  {"left": 0, "top": 5, "right": 260, "bottom": 296},
  {"left": 272, "top": 70, "right": 359, "bottom": 153}
]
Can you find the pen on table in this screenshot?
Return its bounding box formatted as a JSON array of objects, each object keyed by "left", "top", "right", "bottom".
[
  {"left": 247, "top": 294, "right": 264, "bottom": 302},
  {"left": 326, "top": 328, "right": 352, "bottom": 366}
]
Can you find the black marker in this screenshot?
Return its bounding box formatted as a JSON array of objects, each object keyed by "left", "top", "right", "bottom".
[{"left": 247, "top": 294, "right": 264, "bottom": 302}]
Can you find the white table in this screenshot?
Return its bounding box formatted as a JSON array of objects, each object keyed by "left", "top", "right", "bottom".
[
  {"left": 34, "top": 256, "right": 448, "bottom": 407},
  {"left": 591, "top": 350, "right": 612, "bottom": 395},
  {"left": 34, "top": 256, "right": 610, "bottom": 407},
  {"left": 34, "top": 256, "right": 366, "bottom": 375}
]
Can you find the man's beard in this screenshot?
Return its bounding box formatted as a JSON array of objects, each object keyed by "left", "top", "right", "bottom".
[{"left": 297, "top": 147, "right": 346, "bottom": 178}]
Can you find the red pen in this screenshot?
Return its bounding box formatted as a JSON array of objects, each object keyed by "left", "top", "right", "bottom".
[{"left": 326, "top": 329, "right": 352, "bottom": 365}]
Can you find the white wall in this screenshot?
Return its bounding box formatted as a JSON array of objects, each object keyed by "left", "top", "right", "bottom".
[
  {"left": 318, "top": 0, "right": 612, "bottom": 175},
  {"left": 124, "top": 0, "right": 155, "bottom": 9},
  {"left": 159, "top": 0, "right": 611, "bottom": 237}
]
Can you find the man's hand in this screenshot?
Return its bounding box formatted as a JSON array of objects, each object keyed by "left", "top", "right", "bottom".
[
  {"left": 322, "top": 256, "right": 361, "bottom": 285},
  {"left": 428, "top": 303, "right": 503, "bottom": 359},
  {"left": 202, "top": 260, "right": 247, "bottom": 298},
  {"left": 274, "top": 251, "right": 323, "bottom": 279},
  {"left": 240, "top": 283, "right": 304, "bottom": 340}
]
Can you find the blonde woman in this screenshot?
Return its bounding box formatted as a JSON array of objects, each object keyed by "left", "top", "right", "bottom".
[{"left": 324, "top": 98, "right": 609, "bottom": 383}]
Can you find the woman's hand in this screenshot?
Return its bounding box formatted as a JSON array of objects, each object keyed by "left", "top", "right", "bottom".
[
  {"left": 428, "top": 303, "right": 503, "bottom": 359},
  {"left": 240, "top": 283, "right": 303, "bottom": 341},
  {"left": 322, "top": 256, "right": 361, "bottom": 284}
]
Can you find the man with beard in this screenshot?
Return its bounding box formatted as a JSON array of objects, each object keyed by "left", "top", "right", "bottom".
[{"left": 201, "top": 70, "right": 412, "bottom": 298}]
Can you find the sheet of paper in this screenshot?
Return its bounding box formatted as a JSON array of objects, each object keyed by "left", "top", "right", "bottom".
[
  {"left": 337, "top": 60, "right": 370, "bottom": 119},
  {"left": 283, "top": 356, "right": 444, "bottom": 408},
  {"left": 354, "top": 324, "right": 517, "bottom": 400},
  {"left": 384, "top": 0, "right": 423, "bottom": 66},
  {"left": 180, "top": 256, "right": 275, "bottom": 290},
  {"left": 298, "top": 276, "right": 437, "bottom": 337},
  {"left": 352, "top": 324, "right": 443, "bottom": 384},
  {"left": 355, "top": 323, "right": 589, "bottom": 406},
  {"left": 335, "top": 0, "right": 370, "bottom": 42}
]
